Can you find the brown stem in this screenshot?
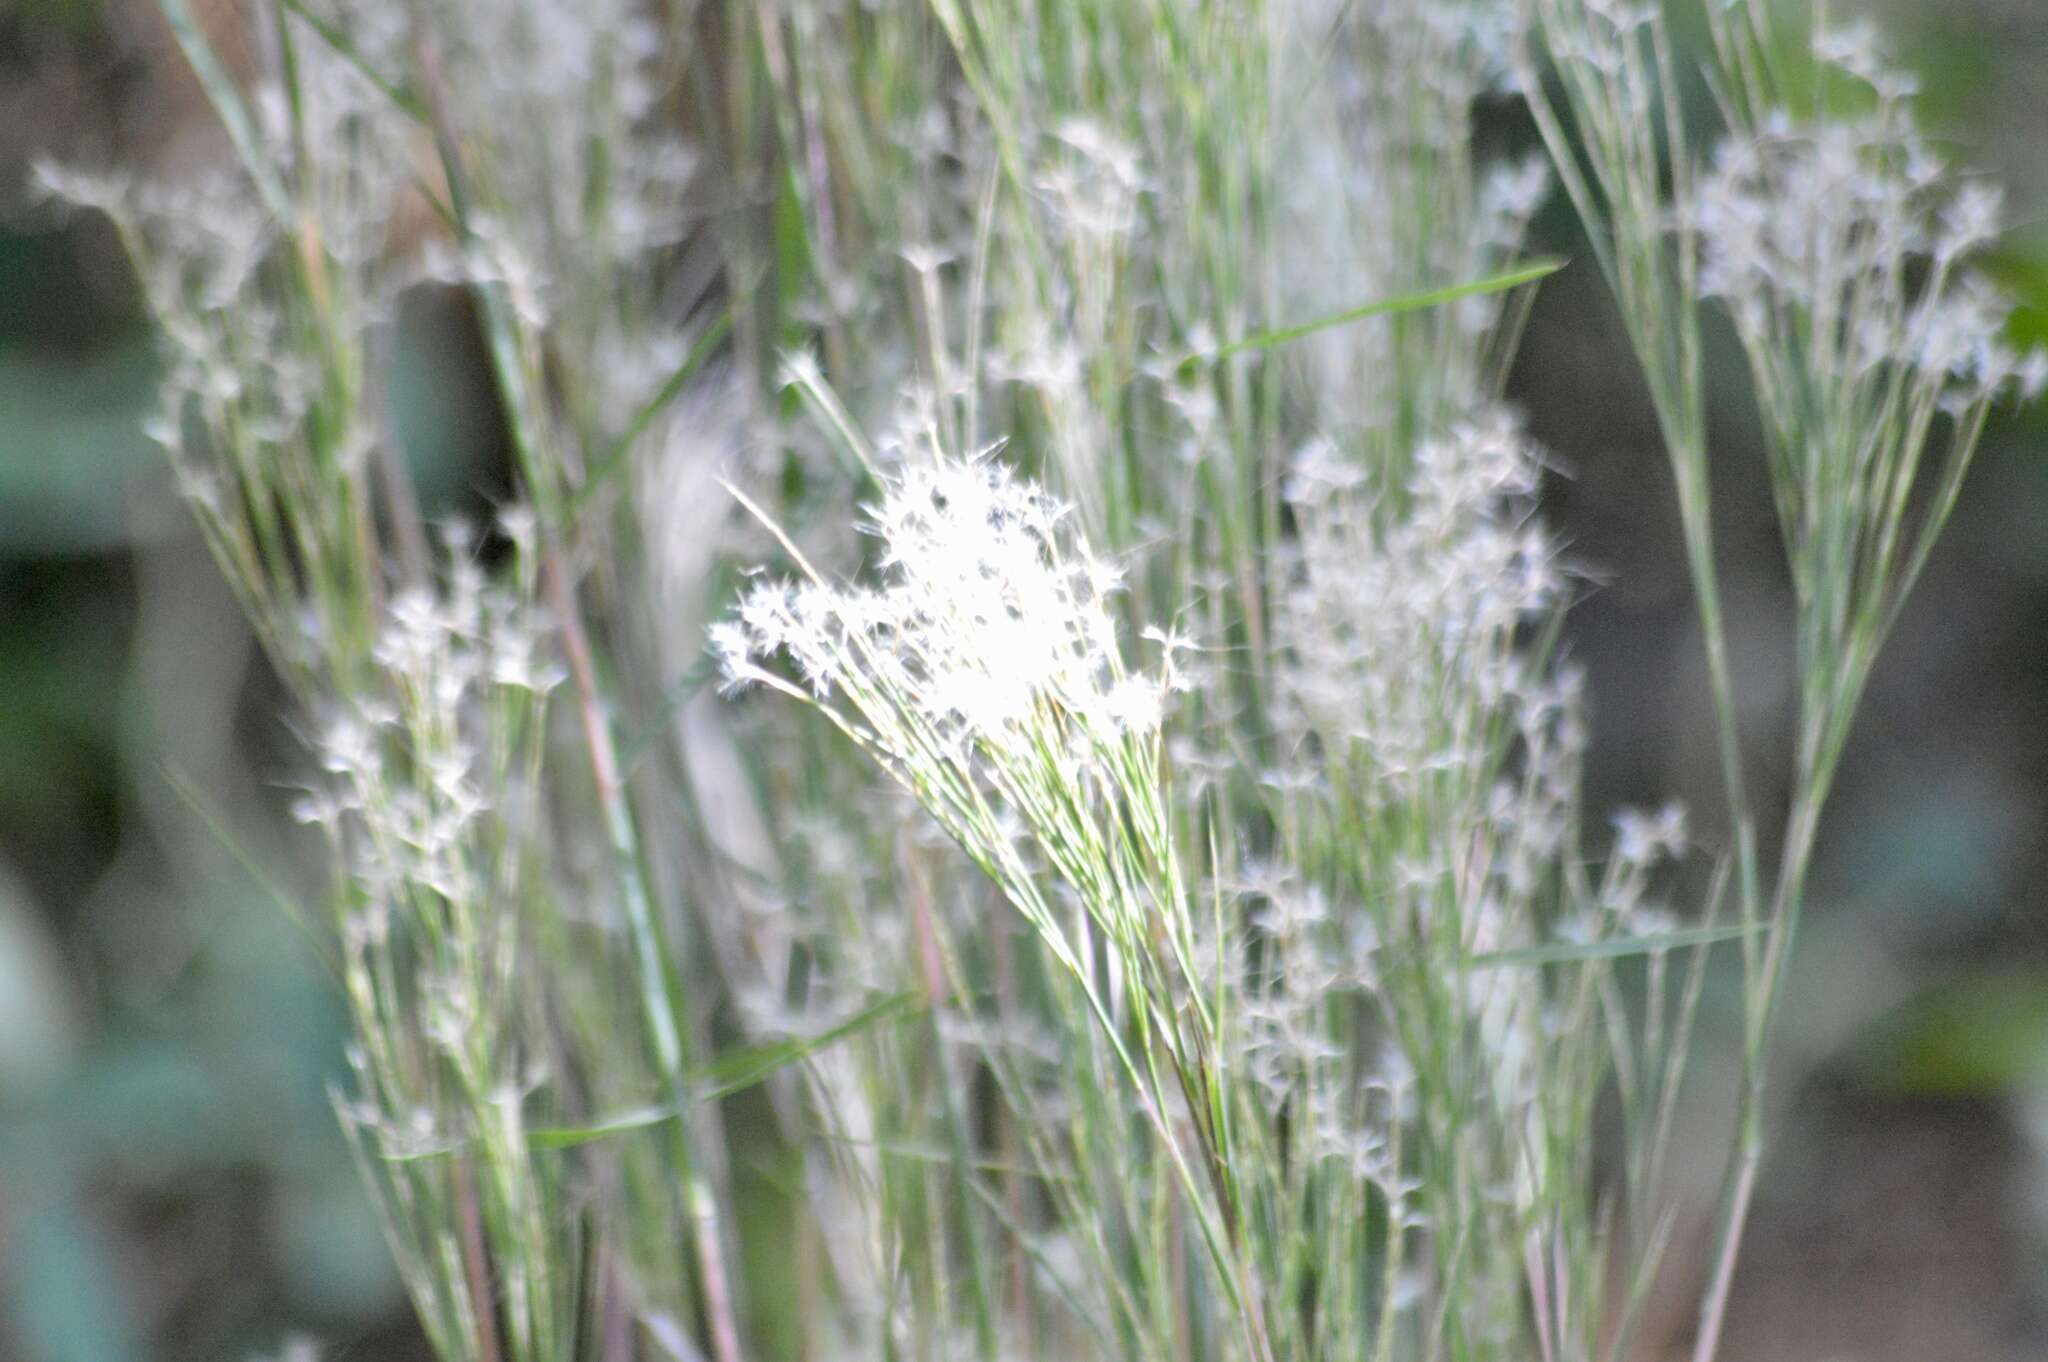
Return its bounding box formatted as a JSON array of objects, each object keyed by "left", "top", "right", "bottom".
[
  {"left": 1690, "top": 1138, "right": 1758, "bottom": 1362},
  {"left": 543, "top": 550, "right": 745, "bottom": 1362},
  {"left": 456, "top": 1160, "right": 504, "bottom": 1362},
  {"left": 690, "top": 1177, "right": 746, "bottom": 1362}
]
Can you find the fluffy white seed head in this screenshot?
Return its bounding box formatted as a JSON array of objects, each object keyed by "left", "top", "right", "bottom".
[
  {"left": 719, "top": 453, "right": 1168, "bottom": 758},
  {"left": 1692, "top": 102, "right": 2036, "bottom": 400}
]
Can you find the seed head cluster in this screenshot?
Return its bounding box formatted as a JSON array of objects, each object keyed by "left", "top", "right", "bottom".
[
  {"left": 1694, "top": 107, "right": 2044, "bottom": 406},
  {"left": 716, "top": 453, "right": 1173, "bottom": 762}
]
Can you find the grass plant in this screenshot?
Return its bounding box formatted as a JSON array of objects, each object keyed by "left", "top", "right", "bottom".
[{"left": 36, "top": 0, "right": 2040, "bottom": 1359}]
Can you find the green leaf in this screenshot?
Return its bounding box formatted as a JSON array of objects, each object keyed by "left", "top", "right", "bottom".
[
  {"left": 1187, "top": 258, "right": 1565, "bottom": 372},
  {"left": 812, "top": 1132, "right": 1042, "bottom": 1179},
  {"left": 1472, "top": 922, "right": 1757, "bottom": 969},
  {"left": 772, "top": 166, "right": 814, "bottom": 350}
]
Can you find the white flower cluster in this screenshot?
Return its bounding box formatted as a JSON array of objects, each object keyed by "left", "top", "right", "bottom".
[
  {"left": 716, "top": 454, "right": 1172, "bottom": 759},
  {"left": 1689, "top": 30, "right": 2043, "bottom": 689},
  {"left": 299, "top": 531, "right": 581, "bottom": 1362},
  {"left": 715, "top": 450, "right": 1201, "bottom": 1138},
  {"left": 1279, "top": 410, "right": 1561, "bottom": 774},
  {"left": 1694, "top": 106, "right": 2044, "bottom": 404},
  {"left": 302, "top": 532, "right": 562, "bottom": 945},
  {"left": 1263, "top": 408, "right": 1612, "bottom": 1331},
  {"left": 37, "top": 2, "right": 418, "bottom": 312}
]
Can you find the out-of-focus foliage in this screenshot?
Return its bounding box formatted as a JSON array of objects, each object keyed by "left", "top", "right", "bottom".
[{"left": 0, "top": 8, "right": 488, "bottom": 1356}]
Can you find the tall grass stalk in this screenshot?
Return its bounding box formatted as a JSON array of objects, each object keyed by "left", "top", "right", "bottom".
[{"left": 1519, "top": 2, "right": 2043, "bottom": 1357}]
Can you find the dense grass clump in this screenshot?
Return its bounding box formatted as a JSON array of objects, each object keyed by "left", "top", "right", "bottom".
[{"left": 40, "top": 0, "right": 2038, "bottom": 1359}]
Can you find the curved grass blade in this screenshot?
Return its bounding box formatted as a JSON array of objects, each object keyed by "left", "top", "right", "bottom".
[
  {"left": 160, "top": 763, "right": 338, "bottom": 979},
  {"left": 277, "top": 0, "right": 428, "bottom": 120},
  {"left": 569, "top": 312, "right": 733, "bottom": 520},
  {"left": 1473, "top": 922, "right": 1758, "bottom": 970},
  {"left": 524, "top": 990, "right": 920, "bottom": 1151},
  {"left": 1185, "top": 258, "right": 1565, "bottom": 375},
  {"left": 158, "top": 0, "right": 291, "bottom": 218},
  {"left": 692, "top": 987, "right": 919, "bottom": 1101},
  {"left": 617, "top": 655, "right": 719, "bottom": 782}
]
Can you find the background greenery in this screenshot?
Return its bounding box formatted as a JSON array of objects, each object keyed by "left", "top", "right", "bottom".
[{"left": 2, "top": 1, "right": 2047, "bottom": 1358}]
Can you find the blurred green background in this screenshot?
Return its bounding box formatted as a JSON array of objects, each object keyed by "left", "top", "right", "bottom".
[{"left": 2, "top": 1, "right": 2047, "bottom": 1358}]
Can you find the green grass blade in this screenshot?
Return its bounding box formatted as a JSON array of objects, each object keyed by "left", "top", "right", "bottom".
[
  {"left": 156, "top": 0, "right": 291, "bottom": 219},
  {"left": 527, "top": 1104, "right": 679, "bottom": 1152},
  {"left": 277, "top": 0, "right": 428, "bottom": 120},
  {"left": 617, "top": 656, "right": 719, "bottom": 781},
  {"left": 569, "top": 312, "right": 733, "bottom": 520},
  {"left": 159, "top": 762, "right": 335, "bottom": 978},
  {"left": 524, "top": 991, "right": 922, "bottom": 1150},
  {"left": 1472, "top": 922, "right": 1758, "bottom": 970},
  {"left": 1193, "top": 258, "right": 1565, "bottom": 370},
  {"left": 693, "top": 988, "right": 920, "bottom": 1101}
]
